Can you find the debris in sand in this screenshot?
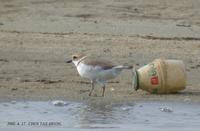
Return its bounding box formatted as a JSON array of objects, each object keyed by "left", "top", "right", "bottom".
[
  {"left": 176, "top": 23, "right": 191, "bottom": 27},
  {"left": 190, "top": 64, "right": 200, "bottom": 69},
  {"left": 121, "top": 107, "right": 131, "bottom": 111},
  {"left": 184, "top": 98, "right": 191, "bottom": 102},
  {"left": 159, "top": 107, "right": 173, "bottom": 112},
  {"left": 79, "top": 89, "right": 90, "bottom": 94},
  {"left": 103, "top": 48, "right": 111, "bottom": 53},
  {"left": 0, "top": 59, "right": 9, "bottom": 62},
  {"left": 52, "top": 100, "right": 68, "bottom": 107},
  {"left": 72, "top": 80, "right": 90, "bottom": 84},
  {"left": 11, "top": 88, "right": 18, "bottom": 91},
  {"left": 109, "top": 81, "right": 120, "bottom": 83},
  {"left": 35, "top": 79, "right": 64, "bottom": 84},
  {"left": 10, "top": 101, "right": 16, "bottom": 104},
  {"left": 20, "top": 79, "right": 64, "bottom": 84},
  {"left": 110, "top": 88, "right": 115, "bottom": 91}
]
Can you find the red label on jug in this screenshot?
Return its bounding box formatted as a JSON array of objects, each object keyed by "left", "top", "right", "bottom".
[{"left": 151, "top": 76, "right": 159, "bottom": 85}]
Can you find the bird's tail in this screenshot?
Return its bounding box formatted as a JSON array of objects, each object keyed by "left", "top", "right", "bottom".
[{"left": 114, "top": 64, "right": 133, "bottom": 69}]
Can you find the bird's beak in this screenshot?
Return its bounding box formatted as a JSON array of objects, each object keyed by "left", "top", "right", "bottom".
[{"left": 66, "top": 59, "right": 72, "bottom": 63}]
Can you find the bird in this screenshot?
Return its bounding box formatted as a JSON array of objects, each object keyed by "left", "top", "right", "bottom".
[{"left": 66, "top": 53, "right": 132, "bottom": 97}]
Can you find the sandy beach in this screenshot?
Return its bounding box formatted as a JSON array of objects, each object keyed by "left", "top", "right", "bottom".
[{"left": 0, "top": 0, "right": 200, "bottom": 103}]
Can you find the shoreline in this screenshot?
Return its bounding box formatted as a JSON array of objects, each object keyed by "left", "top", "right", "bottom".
[{"left": 0, "top": 0, "right": 200, "bottom": 103}]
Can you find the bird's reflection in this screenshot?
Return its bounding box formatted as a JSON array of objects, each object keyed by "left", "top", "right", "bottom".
[{"left": 75, "top": 101, "right": 135, "bottom": 128}]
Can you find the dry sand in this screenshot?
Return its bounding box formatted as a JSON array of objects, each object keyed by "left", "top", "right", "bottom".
[{"left": 0, "top": 0, "right": 200, "bottom": 103}]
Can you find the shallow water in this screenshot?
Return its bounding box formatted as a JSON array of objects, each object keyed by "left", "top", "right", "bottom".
[{"left": 0, "top": 100, "right": 200, "bottom": 130}]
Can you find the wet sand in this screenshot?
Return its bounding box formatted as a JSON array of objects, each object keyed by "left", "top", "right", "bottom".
[{"left": 0, "top": 0, "right": 200, "bottom": 103}]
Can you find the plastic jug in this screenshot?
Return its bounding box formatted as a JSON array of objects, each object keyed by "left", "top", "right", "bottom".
[{"left": 132, "top": 59, "right": 186, "bottom": 94}]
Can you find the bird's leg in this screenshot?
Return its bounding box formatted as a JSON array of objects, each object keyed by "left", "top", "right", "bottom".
[
  {"left": 102, "top": 85, "right": 105, "bottom": 97},
  {"left": 89, "top": 81, "right": 94, "bottom": 96}
]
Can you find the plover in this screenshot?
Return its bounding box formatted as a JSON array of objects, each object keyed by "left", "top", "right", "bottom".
[{"left": 66, "top": 54, "right": 132, "bottom": 97}]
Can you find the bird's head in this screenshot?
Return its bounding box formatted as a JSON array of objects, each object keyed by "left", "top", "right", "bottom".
[{"left": 66, "top": 53, "right": 86, "bottom": 66}]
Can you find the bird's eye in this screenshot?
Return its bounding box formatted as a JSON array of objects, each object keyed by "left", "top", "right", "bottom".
[{"left": 73, "top": 56, "right": 77, "bottom": 59}]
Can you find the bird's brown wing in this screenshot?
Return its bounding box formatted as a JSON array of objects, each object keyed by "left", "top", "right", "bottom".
[{"left": 82, "top": 57, "right": 115, "bottom": 70}]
